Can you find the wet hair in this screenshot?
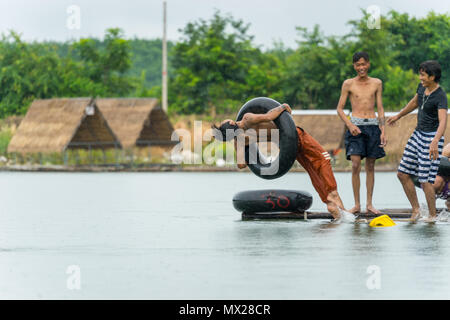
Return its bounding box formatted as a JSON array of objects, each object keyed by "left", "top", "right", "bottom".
[
  {"left": 212, "top": 121, "right": 239, "bottom": 141},
  {"left": 419, "top": 60, "right": 442, "bottom": 83},
  {"left": 353, "top": 51, "right": 370, "bottom": 63}
]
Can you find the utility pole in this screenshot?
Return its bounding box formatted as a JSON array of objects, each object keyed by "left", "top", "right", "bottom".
[{"left": 162, "top": 1, "right": 168, "bottom": 112}]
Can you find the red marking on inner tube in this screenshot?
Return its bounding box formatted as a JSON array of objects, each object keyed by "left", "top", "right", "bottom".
[
  {"left": 265, "top": 198, "right": 276, "bottom": 209},
  {"left": 277, "top": 195, "right": 290, "bottom": 208}
]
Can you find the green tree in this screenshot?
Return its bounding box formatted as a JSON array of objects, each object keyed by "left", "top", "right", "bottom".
[
  {"left": 282, "top": 11, "right": 423, "bottom": 110},
  {"left": 0, "top": 32, "right": 71, "bottom": 116},
  {"left": 282, "top": 26, "right": 354, "bottom": 109},
  {"left": 169, "top": 11, "right": 260, "bottom": 114},
  {"left": 387, "top": 11, "right": 450, "bottom": 90},
  {"left": 244, "top": 50, "right": 284, "bottom": 102},
  {"left": 128, "top": 38, "right": 175, "bottom": 88},
  {"left": 71, "top": 28, "right": 133, "bottom": 96},
  {"left": 382, "top": 65, "right": 419, "bottom": 109},
  {"left": 346, "top": 11, "right": 420, "bottom": 110},
  {"left": 0, "top": 29, "right": 135, "bottom": 118}
]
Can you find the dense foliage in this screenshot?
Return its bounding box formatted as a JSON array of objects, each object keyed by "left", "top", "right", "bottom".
[
  {"left": 0, "top": 28, "right": 133, "bottom": 117},
  {"left": 169, "top": 10, "right": 449, "bottom": 113},
  {"left": 0, "top": 10, "right": 448, "bottom": 118}
]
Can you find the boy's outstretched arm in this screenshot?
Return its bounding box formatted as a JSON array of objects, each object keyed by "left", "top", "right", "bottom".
[
  {"left": 243, "top": 103, "right": 291, "bottom": 126},
  {"left": 386, "top": 94, "right": 419, "bottom": 126}
]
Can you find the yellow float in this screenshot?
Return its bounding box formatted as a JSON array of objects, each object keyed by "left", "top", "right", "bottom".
[{"left": 369, "top": 215, "right": 396, "bottom": 227}]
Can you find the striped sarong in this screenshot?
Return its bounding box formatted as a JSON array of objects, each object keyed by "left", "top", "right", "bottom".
[{"left": 398, "top": 129, "right": 444, "bottom": 184}]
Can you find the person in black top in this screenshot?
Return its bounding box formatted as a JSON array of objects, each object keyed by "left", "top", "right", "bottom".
[{"left": 387, "top": 60, "right": 448, "bottom": 222}]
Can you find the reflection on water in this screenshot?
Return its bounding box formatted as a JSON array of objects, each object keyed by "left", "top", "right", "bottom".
[
  {"left": 0, "top": 172, "right": 450, "bottom": 299},
  {"left": 313, "top": 221, "right": 342, "bottom": 231},
  {"left": 404, "top": 223, "right": 443, "bottom": 256}
]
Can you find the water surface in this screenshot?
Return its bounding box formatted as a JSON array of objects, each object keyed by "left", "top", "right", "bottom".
[{"left": 0, "top": 171, "right": 448, "bottom": 299}]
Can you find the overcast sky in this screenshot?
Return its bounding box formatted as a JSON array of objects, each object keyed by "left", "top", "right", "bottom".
[{"left": 0, "top": 0, "right": 448, "bottom": 48}]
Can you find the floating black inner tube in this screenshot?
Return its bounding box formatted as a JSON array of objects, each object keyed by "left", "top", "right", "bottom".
[
  {"left": 236, "top": 97, "right": 298, "bottom": 180},
  {"left": 411, "top": 156, "right": 450, "bottom": 188},
  {"left": 233, "top": 189, "right": 313, "bottom": 213},
  {"left": 438, "top": 157, "right": 450, "bottom": 177}
]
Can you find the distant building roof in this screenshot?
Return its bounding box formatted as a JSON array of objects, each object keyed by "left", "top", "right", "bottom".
[
  {"left": 96, "top": 98, "right": 175, "bottom": 149},
  {"left": 7, "top": 98, "right": 121, "bottom": 154}
]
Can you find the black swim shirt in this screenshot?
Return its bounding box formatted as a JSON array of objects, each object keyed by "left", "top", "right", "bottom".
[{"left": 416, "top": 83, "right": 448, "bottom": 132}]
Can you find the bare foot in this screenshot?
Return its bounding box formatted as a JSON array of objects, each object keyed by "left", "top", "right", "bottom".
[
  {"left": 409, "top": 209, "right": 421, "bottom": 222},
  {"left": 348, "top": 205, "right": 361, "bottom": 215},
  {"left": 423, "top": 216, "right": 437, "bottom": 223},
  {"left": 331, "top": 217, "right": 341, "bottom": 223},
  {"left": 366, "top": 205, "right": 382, "bottom": 216}
]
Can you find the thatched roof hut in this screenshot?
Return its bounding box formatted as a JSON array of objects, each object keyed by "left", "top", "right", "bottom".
[
  {"left": 292, "top": 111, "right": 346, "bottom": 150},
  {"left": 7, "top": 98, "right": 121, "bottom": 154},
  {"left": 96, "top": 98, "right": 175, "bottom": 149}
]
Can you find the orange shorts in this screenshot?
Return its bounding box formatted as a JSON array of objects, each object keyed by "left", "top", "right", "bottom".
[{"left": 296, "top": 127, "right": 337, "bottom": 203}]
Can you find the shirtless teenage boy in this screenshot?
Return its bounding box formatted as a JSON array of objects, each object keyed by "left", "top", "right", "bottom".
[
  {"left": 212, "top": 103, "right": 346, "bottom": 220},
  {"left": 336, "top": 51, "right": 387, "bottom": 215}
]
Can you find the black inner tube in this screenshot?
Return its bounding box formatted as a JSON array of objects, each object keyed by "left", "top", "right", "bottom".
[
  {"left": 411, "top": 157, "right": 450, "bottom": 188},
  {"left": 438, "top": 157, "right": 450, "bottom": 177},
  {"left": 232, "top": 189, "right": 313, "bottom": 213},
  {"left": 236, "top": 97, "right": 298, "bottom": 180}
]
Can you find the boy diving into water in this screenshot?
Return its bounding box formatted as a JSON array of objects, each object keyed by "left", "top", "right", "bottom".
[{"left": 212, "top": 103, "right": 346, "bottom": 220}]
